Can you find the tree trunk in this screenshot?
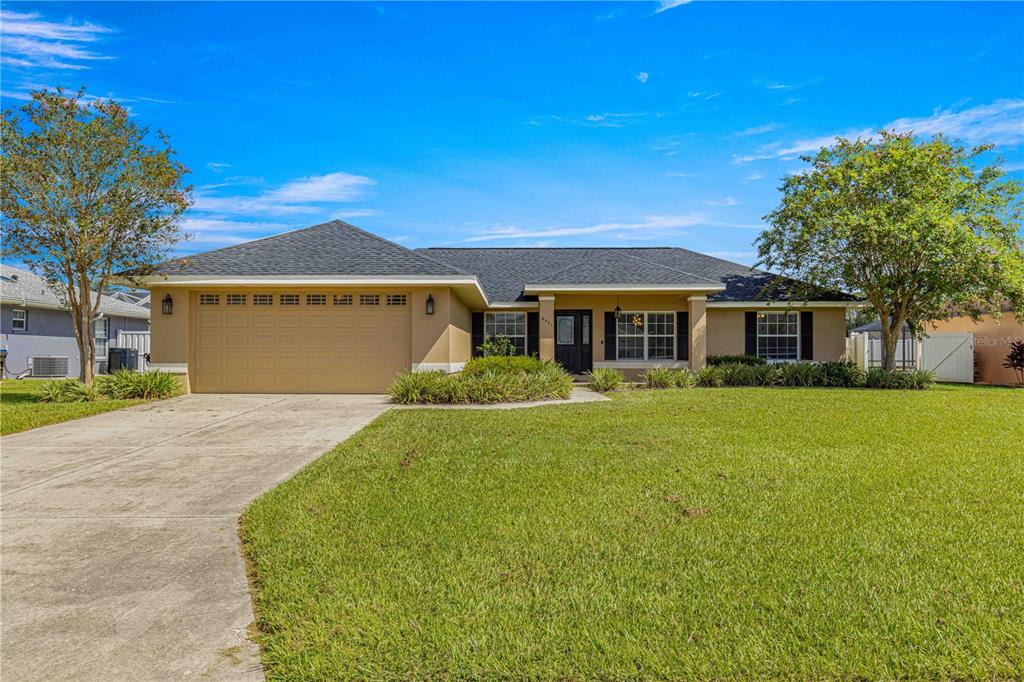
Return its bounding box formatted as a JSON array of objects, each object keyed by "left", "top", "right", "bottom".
[
  {"left": 76, "top": 276, "right": 96, "bottom": 385},
  {"left": 881, "top": 327, "right": 898, "bottom": 371}
]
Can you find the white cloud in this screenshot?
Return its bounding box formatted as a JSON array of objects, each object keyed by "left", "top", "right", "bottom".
[
  {"left": 746, "top": 172, "right": 765, "bottom": 181},
  {"left": 706, "top": 197, "right": 740, "bottom": 207},
  {"left": 264, "top": 171, "right": 375, "bottom": 203},
  {"left": 666, "top": 171, "right": 699, "bottom": 178},
  {"left": 583, "top": 112, "right": 646, "bottom": 128},
  {"left": 655, "top": 0, "right": 694, "bottom": 13},
  {"left": 887, "top": 98, "right": 1024, "bottom": 146},
  {"left": 707, "top": 250, "right": 756, "bottom": 262},
  {"left": 636, "top": 71, "right": 650, "bottom": 84},
  {"left": 735, "top": 122, "right": 781, "bottom": 137},
  {"left": 465, "top": 214, "right": 708, "bottom": 242},
  {"left": 207, "top": 162, "right": 232, "bottom": 173},
  {"left": 0, "top": 10, "right": 113, "bottom": 70},
  {"left": 1003, "top": 162, "right": 1024, "bottom": 172}
]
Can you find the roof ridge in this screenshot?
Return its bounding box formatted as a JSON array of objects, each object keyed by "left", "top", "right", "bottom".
[{"left": 526, "top": 249, "right": 722, "bottom": 286}]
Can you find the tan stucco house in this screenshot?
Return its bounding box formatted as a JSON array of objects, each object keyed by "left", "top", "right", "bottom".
[{"left": 137, "top": 221, "right": 859, "bottom": 393}]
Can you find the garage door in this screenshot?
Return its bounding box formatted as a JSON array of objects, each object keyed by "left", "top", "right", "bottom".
[{"left": 191, "top": 291, "right": 410, "bottom": 393}]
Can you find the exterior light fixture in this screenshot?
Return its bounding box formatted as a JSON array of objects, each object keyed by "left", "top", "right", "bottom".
[
  {"left": 162, "top": 294, "right": 173, "bottom": 315},
  {"left": 614, "top": 294, "right": 621, "bottom": 316},
  {"left": 425, "top": 294, "right": 435, "bottom": 315}
]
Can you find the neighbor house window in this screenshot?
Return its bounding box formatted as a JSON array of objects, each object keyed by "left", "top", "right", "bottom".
[
  {"left": 94, "top": 318, "right": 108, "bottom": 359},
  {"left": 226, "top": 293, "right": 246, "bottom": 306},
  {"left": 253, "top": 294, "right": 273, "bottom": 306},
  {"left": 280, "top": 294, "right": 299, "bottom": 305},
  {"left": 757, "top": 311, "right": 799, "bottom": 362},
  {"left": 11, "top": 308, "right": 27, "bottom": 331},
  {"left": 360, "top": 294, "right": 380, "bottom": 306},
  {"left": 333, "top": 294, "right": 353, "bottom": 306},
  {"left": 616, "top": 312, "right": 674, "bottom": 361},
  {"left": 484, "top": 312, "right": 527, "bottom": 355},
  {"left": 199, "top": 294, "right": 220, "bottom": 305},
  {"left": 386, "top": 294, "right": 407, "bottom": 306},
  {"left": 307, "top": 294, "right": 327, "bottom": 305}
]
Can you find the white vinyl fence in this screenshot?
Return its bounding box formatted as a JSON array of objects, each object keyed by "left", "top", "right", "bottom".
[
  {"left": 114, "top": 330, "right": 150, "bottom": 372},
  {"left": 847, "top": 331, "right": 974, "bottom": 383}
]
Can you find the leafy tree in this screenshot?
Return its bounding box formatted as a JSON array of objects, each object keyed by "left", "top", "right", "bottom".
[
  {"left": 758, "top": 131, "right": 1024, "bottom": 369},
  {"left": 1004, "top": 341, "right": 1024, "bottom": 386},
  {"left": 2, "top": 88, "right": 191, "bottom": 383}
]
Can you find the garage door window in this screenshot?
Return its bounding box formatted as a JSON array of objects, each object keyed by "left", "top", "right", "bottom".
[
  {"left": 307, "top": 294, "right": 327, "bottom": 305},
  {"left": 199, "top": 294, "right": 220, "bottom": 305},
  {"left": 387, "top": 294, "right": 407, "bottom": 306},
  {"left": 280, "top": 294, "right": 299, "bottom": 306},
  {"left": 334, "top": 294, "right": 353, "bottom": 306},
  {"left": 360, "top": 294, "right": 380, "bottom": 306},
  {"left": 253, "top": 294, "right": 273, "bottom": 305},
  {"left": 227, "top": 294, "right": 246, "bottom": 305}
]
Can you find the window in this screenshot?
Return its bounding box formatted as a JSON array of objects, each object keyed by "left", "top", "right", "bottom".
[
  {"left": 253, "top": 294, "right": 273, "bottom": 306},
  {"left": 556, "top": 316, "right": 574, "bottom": 345},
  {"left": 94, "top": 318, "right": 108, "bottom": 359},
  {"left": 307, "top": 294, "right": 327, "bottom": 305},
  {"left": 756, "top": 312, "right": 799, "bottom": 362},
  {"left": 386, "top": 294, "right": 407, "bottom": 306},
  {"left": 333, "top": 294, "right": 353, "bottom": 306},
  {"left": 226, "top": 293, "right": 246, "bottom": 306},
  {"left": 616, "top": 312, "right": 675, "bottom": 361},
  {"left": 484, "top": 312, "right": 527, "bottom": 355},
  {"left": 360, "top": 294, "right": 380, "bottom": 306},
  {"left": 280, "top": 294, "right": 299, "bottom": 306},
  {"left": 199, "top": 294, "right": 220, "bottom": 305},
  {"left": 11, "top": 309, "right": 26, "bottom": 331}
]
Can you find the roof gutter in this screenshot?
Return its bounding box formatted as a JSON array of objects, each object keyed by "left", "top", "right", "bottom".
[
  {"left": 522, "top": 283, "right": 727, "bottom": 295},
  {"left": 706, "top": 300, "right": 866, "bottom": 308}
]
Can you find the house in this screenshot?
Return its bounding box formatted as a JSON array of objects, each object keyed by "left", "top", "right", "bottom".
[
  {"left": 1, "top": 265, "right": 151, "bottom": 378},
  {"left": 138, "top": 220, "right": 859, "bottom": 393},
  {"left": 926, "top": 308, "right": 1023, "bottom": 385},
  {"left": 848, "top": 319, "right": 918, "bottom": 369}
]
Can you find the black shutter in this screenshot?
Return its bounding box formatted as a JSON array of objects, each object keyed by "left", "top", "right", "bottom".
[
  {"left": 800, "top": 311, "right": 813, "bottom": 361},
  {"left": 604, "top": 311, "right": 616, "bottom": 360},
  {"left": 527, "top": 312, "right": 539, "bottom": 357},
  {"left": 23, "top": 309, "right": 28, "bottom": 332},
  {"left": 471, "top": 312, "right": 484, "bottom": 358},
  {"left": 677, "top": 311, "right": 689, "bottom": 361},
  {"left": 744, "top": 311, "right": 758, "bottom": 356}
]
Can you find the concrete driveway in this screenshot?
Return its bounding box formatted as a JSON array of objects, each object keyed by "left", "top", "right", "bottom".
[{"left": 1, "top": 393, "right": 392, "bottom": 681}]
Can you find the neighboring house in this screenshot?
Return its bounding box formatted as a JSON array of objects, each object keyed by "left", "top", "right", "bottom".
[
  {"left": 1, "top": 265, "right": 150, "bottom": 378},
  {"left": 108, "top": 289, "right": 152, "bottom": 308},
  {"left": 848, "top": 319, "right": 919, "bottom": 369},
  {"left": 137, "top": 221, "right": 860, "bottom": 393},
  {"left": 927, "top": 309, "right": 1023, "bottom": 385}
]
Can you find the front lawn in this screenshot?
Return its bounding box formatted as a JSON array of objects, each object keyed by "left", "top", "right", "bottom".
[
  {"left": 0, "top": 379, "right": 145, "bottom": 435},
  {"left": 242, "top": 386, "right": 1024, "bottom": 680}
]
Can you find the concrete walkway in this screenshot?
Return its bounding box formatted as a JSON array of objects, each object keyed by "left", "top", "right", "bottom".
[{"left": 1, "top": 394, "right": 392, "bottom": 681}]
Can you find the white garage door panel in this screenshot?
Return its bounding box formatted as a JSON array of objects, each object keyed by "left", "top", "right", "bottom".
[{"left": 191, "top": 294, "right": 411, "bottom": 393}]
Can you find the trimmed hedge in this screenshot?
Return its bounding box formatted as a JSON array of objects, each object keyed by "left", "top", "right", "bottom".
[{"left": 389, "top": 362, "right": 573, "bottom": 405}]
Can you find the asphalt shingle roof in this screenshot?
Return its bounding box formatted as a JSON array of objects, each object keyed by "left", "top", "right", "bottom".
[
  {"left": 153, "top": 221, "right": 469, "bottom": 277},
  {"left": 145, "top": 220, "right": 855, "bottom": 304},
  {"left": 0, "top": 265, "right": 151, "bottom": 318}
]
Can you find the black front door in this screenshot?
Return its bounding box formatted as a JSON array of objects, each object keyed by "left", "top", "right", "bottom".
[{"left": 554, "top": 310, "right": 592, "bottom": 375}]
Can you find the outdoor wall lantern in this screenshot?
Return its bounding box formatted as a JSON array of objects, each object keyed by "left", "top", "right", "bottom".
[
  {"left": 425, "top": 294, "right": 435, "bottom": 315},
  {"left": 162, "top": 294, "right": 173, "bottom": 315}
]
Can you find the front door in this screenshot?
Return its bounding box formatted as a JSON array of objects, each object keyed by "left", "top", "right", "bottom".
[{"left": 554, "top": 310, "right": 592, "bottom": 375}]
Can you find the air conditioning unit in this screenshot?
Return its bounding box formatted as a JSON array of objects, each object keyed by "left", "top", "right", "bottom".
[{"left": 29, "top": 356, "right": 70, "bottom": 378}]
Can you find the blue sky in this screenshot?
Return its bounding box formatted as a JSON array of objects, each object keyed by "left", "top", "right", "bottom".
[{"left": 2, "top": 1, "right": 1023, "bottom": 264}]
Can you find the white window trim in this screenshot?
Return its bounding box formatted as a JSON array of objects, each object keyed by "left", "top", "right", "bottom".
[
  {"left": 755, "top": 311, "right": 800, "bottom": 363},
  {"left": 94, "top": 317, "right": 109, "bottom": 358},
  {"left": 615, "top": 311, "right": 676, "bottom": 361},
  {"left": 11, "top": 308, "right": 27, "bottom": 331},
  {"left": 484, "top": 311, "right": 528, "bottom": 355}
]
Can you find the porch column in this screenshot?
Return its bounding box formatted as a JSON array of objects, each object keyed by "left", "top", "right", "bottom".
[
  {"left": 538, "top": 295, "right": 555, "bottom": 361},
  {"left": 688, "top": 295, "right": 707, "bottom": 370}
]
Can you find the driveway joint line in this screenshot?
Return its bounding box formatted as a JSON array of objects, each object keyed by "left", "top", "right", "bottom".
[{"left": 4, "top": 396, "right": 292, "bottom": 497}]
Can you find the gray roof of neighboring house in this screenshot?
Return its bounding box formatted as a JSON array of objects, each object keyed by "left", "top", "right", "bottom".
[
  {"left": 0, "top": 264, "right": 151, "bottom": 319},
  {"left": 109, "top": 290, "right": 151, "bottom": 308},
  {"left": 151, "top": 221, "right": 469, "bottom": 277},
  {"left": 144, "top": 220, "right": 856, "bottom": 304}
]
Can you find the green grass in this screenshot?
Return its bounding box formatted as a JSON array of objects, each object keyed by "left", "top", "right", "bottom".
[
  {"left": 0, "top": 379, "right": 145, "bottom": 435},
  {"left": 242, "top": 385, "right": 1024, "bottom": 680}
]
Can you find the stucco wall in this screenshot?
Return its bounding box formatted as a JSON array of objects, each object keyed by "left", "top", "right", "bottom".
[
  {"left": 707, "top": 306, "right": 847, "bottom": 361},
  {"left": 927, "top": 314, "right": 1024, "bottom": 385}
]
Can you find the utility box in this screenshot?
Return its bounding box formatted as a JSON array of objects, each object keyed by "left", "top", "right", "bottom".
[{"left": 108, "top": 348, "right": 139, "bottom": 373}]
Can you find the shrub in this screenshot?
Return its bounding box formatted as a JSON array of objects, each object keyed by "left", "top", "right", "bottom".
[
  {"left": 38, "top": 378, "right": 99, "bottom": 403},
  {"left": 96, "top": 369, "right": 180, "bottom": 400},
  {"left": 817, "top": 361, "right": 865, "bottom": 388},
  {"left": 477, "top": 335, "right": 518, "bottom": 357},
  {"left": 694, "top": 366, "right": 724, "bottom": 387},
  {"left": 1004, "top": 340, "right": 1024, "bottom": 386},
  {"left": 864, "top": 367, "right": 933, "bottom": 390},
  {"left": 389, "top": 364, "right": 573, "bottom": 405},
  {"left": 777, "top": 362, "right": 819, "bottom": 387},
  {"left": 641, "top": 367, "right": 676, "bottom": 389},
  {"left": 708, "top": 354, "right": 766, "bottom": 366},
  {"left": 672, "top": 369, "right": 696, "bottom": 389},
  {"left": 462, "top": 355, "right": 548, "bottom": 376},
  {"left": 585, "top": 367, "right": 623, "bottom": 393}
]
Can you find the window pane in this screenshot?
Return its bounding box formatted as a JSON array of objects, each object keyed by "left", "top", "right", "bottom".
[
  {"left": 582, "top": 315, "right": 590, "bottom": 344},
  {"left": 557, "top": 316, "right": 574, "bottom": 345},
  {"left": 484, "top": 312, "right": 527, "bottom": 355}
]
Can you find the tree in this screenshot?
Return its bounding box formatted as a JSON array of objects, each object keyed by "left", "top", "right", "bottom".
[
  {"left": 757, "top": 130, "right": 1024, "bottom": 370},
  {"left": 2, "top": 88, "right": 191, "bottom": 384},
  {"left": 1005, "top": 341, "right": 1024, "bottom": 386}
]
